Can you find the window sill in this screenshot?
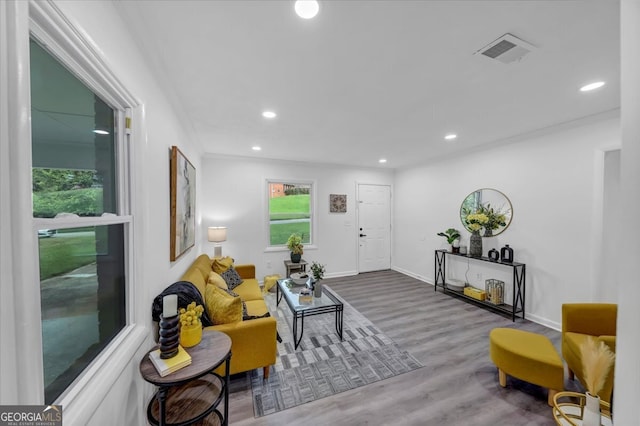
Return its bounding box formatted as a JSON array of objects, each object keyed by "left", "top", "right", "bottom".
[{"left": 57, "top": 324, "right": 149, "bottom": 425}]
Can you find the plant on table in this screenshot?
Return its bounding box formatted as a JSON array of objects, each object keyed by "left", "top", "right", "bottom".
[
  {"left": 437, "top": 228, "right": 461, "bottom": 251},
  {"left": 286, "top": 233, "right": 304, "bottom": 254},
  {"left": 310, "top": 261, "right": 325, "bottom": 281}
]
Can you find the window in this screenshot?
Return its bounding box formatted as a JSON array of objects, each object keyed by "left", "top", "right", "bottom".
[
  {"left": 30, "top": 39, "right": 129, "bottom": 403},
  {"left": 268, "top": 181, "right": 313, "bottom": 246}
]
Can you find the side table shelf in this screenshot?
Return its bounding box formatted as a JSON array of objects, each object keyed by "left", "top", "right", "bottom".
[
  {"left": 140, "top": 330, "right": 232, "bottom": 426},
  {"left": 434, "top": 250, "right": 526, "bottom": 321}
]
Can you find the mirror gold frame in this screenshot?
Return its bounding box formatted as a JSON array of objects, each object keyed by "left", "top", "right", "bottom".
[{"left": 460, "top": 188, "right": 513, "bottom": 236}]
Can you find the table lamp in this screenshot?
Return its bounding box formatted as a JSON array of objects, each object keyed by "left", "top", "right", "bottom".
[{"left": 208, "top": 226, "right": 227, "bottom": 258}]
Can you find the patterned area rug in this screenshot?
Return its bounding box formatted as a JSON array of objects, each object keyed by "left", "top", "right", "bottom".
[{"left": 251, "top": 285, "right": 423, "bottom": 417}]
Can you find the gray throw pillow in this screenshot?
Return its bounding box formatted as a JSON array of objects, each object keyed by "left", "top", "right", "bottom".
[{"left": 220, "top": 267, "right": 243, "bottom": 290}]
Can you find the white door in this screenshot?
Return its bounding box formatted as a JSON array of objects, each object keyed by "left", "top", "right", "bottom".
[{"left": 358, "top": 184, "right": 391, "bottom": 272}]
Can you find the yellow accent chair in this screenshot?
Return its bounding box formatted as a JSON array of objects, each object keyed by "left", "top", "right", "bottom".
[{"left": 562, "top": 303, "right": 617, "bottom": 403}]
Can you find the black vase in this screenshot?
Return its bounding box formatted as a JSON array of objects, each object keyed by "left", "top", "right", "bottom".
[
  {"left": 488, "top": 248, "right": 500, "bottom": 262},
  {"left": 290, "top": 252, "right": 301, "bottom": 263},
  {"left": 500, "top": 245, "right": 514, "bottom": 263}
]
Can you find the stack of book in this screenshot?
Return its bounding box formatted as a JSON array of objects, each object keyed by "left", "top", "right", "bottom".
[{"left": 149, "top": 345, "right": 192, "bottom": 377}]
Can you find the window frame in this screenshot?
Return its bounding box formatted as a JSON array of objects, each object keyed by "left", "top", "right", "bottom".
[
  {"left": 14, "top": 0, "right": 147, "bottom": 411},
  {"left": 265, "top": 178, "right": 317, "bottom": 252}
]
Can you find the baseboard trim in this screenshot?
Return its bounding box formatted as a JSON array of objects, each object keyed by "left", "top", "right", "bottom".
[{"left": 391, "top": 266, "right": 432, "bottom": 285}]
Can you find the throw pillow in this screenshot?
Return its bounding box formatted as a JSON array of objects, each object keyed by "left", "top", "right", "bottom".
[
  {"left": 207, "top": 271, "right": 228, "bottom": 290},
  {"left": 204, "top": 284, "right": 242, "bottom": 325},
  {"left": 220, "top": 266, "right": 244, "bottom": 290},
  {"left": 262, "top": 274, "right": 281, "bottom": 294},
  {"left": 211, "top": 256, "right": 234, "bottom": 274}
]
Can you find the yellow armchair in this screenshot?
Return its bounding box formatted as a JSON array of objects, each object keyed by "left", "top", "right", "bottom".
[{"left": 562, "top": 303, "right": 617, "bottom": 403}]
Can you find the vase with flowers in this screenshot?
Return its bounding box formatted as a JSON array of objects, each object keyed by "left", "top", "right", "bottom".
[
  {"left": 463, "top": 211, "right": 489, "bottom": 257},
  {"left": 286, "top": 233, "right": 304, "bottom": 263}
]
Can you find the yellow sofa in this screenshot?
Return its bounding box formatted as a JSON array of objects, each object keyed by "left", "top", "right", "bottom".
[
  {"left": 562, "top": 303, "right": 617, "bottom": 403},
  {"left": 180, "top": 254, "right": 277, "bottom": 378}
]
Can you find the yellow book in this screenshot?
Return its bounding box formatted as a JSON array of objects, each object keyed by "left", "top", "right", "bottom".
[{"left": 149, "top": 345, "right": 192, "bottom": 377}]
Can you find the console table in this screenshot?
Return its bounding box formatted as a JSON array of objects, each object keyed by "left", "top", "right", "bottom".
[
  {"left": 434, "top": 249, "right": 526, "bottom": 321},
  {"left": 140, "top": 330, "right": 231, "bottom": 426}
]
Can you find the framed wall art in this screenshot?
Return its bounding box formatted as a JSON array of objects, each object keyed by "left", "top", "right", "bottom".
[
  {"left": 329, "top": 194, "right": 347, "bottom": 213},
  {"left": 170, "top": 146, "right": 196, "bottom": 261}
]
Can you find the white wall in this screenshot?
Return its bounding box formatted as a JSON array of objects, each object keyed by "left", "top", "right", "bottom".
[
  {"left": 614, "top": 0, "right": 640, "bottom": 421},
  {"left": 393, "top": 114, "right": 620, "bottom": 328},
  {"left": 200, "top": 155, "right": 394, "bottom": 279},
  {"left": 1, "top": 1, "right": 206, "bottom": 424}
]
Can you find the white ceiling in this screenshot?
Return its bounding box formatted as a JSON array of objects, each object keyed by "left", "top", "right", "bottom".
[{"left": 114, "top": 0, "right": 620, "bottom": 169}]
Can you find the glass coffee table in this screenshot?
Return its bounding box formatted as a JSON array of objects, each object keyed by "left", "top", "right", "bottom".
[{"left": 276, "top": 279, "right": 343, "bottom": 349}]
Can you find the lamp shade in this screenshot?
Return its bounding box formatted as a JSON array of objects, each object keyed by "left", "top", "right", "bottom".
[{"left": 208, "top": 226, "right": 227, "bottom": 243}]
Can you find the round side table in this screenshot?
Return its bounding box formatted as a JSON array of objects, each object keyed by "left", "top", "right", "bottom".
[
  {"left": 140, "top": 330, "right": 232, "bottom": 426},
  {"left": 552, "top": 391, "right": 612, "bottom": 426}
]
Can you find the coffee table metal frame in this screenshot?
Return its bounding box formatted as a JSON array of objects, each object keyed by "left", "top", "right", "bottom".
[{"left": 276, "top": 279, "right": 343, "bottom": 349}]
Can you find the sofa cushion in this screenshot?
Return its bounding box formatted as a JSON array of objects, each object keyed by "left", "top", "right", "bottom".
[
  {"left": 212, "top": 256, "right": 234, "bottom": 274},
  {"left": 207, "top": 271, "right": 228, "bottom": 290},
  {"left": 221, "top": 267, "right": 244, "bottom": 290},
  {"left": 204, "top": 284, "right": 242, "bottom": 325},
  {"left": 192, "top": 254, "right": 214, "bottom": 280},
  {"left": 233, "top": 278, "right": 263, "bottom": 301}
]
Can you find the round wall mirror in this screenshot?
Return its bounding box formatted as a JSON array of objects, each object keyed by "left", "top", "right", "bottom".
[{"left": 460, "top": 188, "right": 513, "bottom": 236}]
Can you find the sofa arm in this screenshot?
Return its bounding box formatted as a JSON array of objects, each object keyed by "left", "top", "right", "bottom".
[
  {"left": 562, "top": 303, "right": 617, "bottom": 336},
  {"left": 235, "top": 264, "right": 256, "bottom": 280},
  {"left": 207, "top": 316, "right": 277, "bottom": 374}
]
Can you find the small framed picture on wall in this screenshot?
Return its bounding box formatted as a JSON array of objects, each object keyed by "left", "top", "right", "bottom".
[{"left": 329, "top": 194, "right": 347, "bottom": 213}]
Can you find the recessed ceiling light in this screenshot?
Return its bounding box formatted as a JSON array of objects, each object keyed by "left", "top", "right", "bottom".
[
  {"left": 580, "top": 81, "right": 605, "bottom": 92},
  {"left": 93, "top": 130, "right": 109, "bottom": 135},
  {"left": 252, "top": 146, "right": 262, "bottom": 151},
  {"left": 444, "top": 134, "right": 457, "bottom": 141},
  {"left": 262, "top": 111, "right": 277, "bottom": 119},
  {"left": 379, "top": 158, "right": 387, "bottom": 164},
  {"left": 295, "top": 0, "right": 319, "bottom": 19}
]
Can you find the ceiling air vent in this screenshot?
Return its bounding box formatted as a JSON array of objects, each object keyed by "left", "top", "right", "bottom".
[{"left": 474, "top": 33, "right": 537, "bottom": 64}]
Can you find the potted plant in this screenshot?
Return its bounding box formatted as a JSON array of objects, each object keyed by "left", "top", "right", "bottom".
[
  {"left": 309, "top": 261, "right": 326, "bottom": 297},
  {"left": 286, "top": 233, "right": 304, "bottom": 263},
  {"left": 437, "top": 228, "right": 461, "bottom": 253}
]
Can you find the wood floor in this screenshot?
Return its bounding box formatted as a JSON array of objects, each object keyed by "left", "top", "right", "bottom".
[{"left": 226, "top": 270, "right": 580, "bottom": 426}]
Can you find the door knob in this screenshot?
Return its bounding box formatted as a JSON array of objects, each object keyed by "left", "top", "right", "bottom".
[{"left": 359, "top": 234, "right": 367, "bottom": 237}]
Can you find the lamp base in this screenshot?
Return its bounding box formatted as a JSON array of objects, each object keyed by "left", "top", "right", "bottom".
[{"left": 213, "top": 245, "right": 222, "bottom": 258}]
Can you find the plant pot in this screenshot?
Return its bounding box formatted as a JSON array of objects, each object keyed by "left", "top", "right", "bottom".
[
  {"left": 290, "top": 253, "right": 302, "bottom": 263},
  {"left": 179, "top": 323, "right": 202, "bottom": 348}
]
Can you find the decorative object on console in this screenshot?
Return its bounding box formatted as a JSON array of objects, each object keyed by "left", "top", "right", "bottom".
[
  {"left": 170, "top": 146, "right": 196, "bottom": 261},
  {"left": 207, "top": 226, "right": 227, "bottom": 258},
  {"left": 579, "top": 337, "right": 615, "bottom": 426},
  {"left": 286, "top": 233, "right": 304, "bottom": 263},
  {"left": 463, "top": 211, "right": 488, "bottom": 257},
  {"left": 178, "top": 301, "right": 204, "bottom": 348},
  {"left": 488, "top": 248, "right": 500, "bottom": 262},
  {"left": 469, "top": 230, "right": 483, "bottom": 257},
  {"left": 329, "top": 194, "right": 347, "bottom": 213},
  {"left": 500, "top": 244, "right": 514, "bottom": 263},
  {"left": 485, "top": 279, "right": 505, "bottom": 305},
  {"left": 460, "top": 188, "right": 513, "bottom": 236},
  {"left": 159, "top": 294, "right": 179, "bottom": 358},
  {"left": 437, "top": 228, "right": 461, "bottom": 253}
]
